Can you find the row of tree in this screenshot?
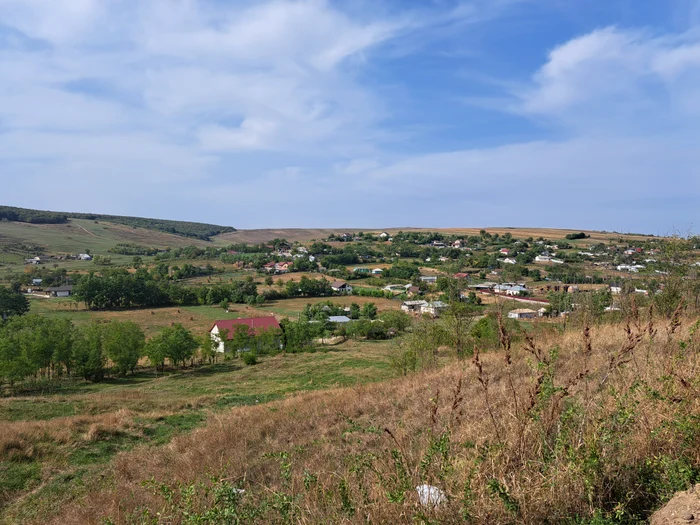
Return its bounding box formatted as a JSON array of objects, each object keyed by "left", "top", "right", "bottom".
[
  {"left": 0, "top": 315, "right": 200, "bottom": 385},
  {"left": 72, "top": 270, "right": 260, "bottom": 310}
]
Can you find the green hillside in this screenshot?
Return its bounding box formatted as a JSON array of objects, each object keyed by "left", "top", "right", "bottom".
[{"left": 0, "top": 206, "right": 235, "bottom": 240}]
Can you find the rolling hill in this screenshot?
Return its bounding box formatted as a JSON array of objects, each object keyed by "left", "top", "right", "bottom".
[{"left": 0, "top": 206, "right": 235, "bottom": 240}]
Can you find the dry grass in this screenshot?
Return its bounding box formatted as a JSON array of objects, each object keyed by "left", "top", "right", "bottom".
[
  {"left": 42, "top": 316, "right": 700, "bottom": 524},
  {"left": 0, "top": 339, "right": 397, "bottom": 522},
  {"left": 211, "top": 227, "right": 657, "bottom": 245}
]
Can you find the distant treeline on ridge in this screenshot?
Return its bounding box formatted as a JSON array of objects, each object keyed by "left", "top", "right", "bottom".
[{"left": 0, "top": 205, "right": 235, "bottom": 240}]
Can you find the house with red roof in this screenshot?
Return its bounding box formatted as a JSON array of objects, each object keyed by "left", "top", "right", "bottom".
[{"left": 209, "top": 316, "right": 282, "bottom": 353}]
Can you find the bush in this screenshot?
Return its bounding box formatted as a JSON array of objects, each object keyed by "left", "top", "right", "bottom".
[
  {"left": 366, "top": 324, "right": 388, "bottom": 340},
  {"left": 242, "top": 352, "right": 258, "bottom": 366}
]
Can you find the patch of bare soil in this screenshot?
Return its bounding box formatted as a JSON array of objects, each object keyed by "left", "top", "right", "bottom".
[{"left": 651, "top": 485, "right": 700, "bottom": 525}]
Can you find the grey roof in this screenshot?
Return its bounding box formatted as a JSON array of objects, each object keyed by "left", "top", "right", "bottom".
[
  {"left": 46, "top": 285, "right": 74, "bottom": 292},
  {"left": 328, "top": 316, "right": 351, "bottom": 323}
]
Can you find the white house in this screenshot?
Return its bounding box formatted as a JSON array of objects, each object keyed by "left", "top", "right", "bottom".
[
  {"left": 371, "top": 268, "right": 384, "bottom": 275},
  {"left": 77, "top": 253, "right": 93, "bottom": 261},
  {"left": 419, "top": 275, "right": 438, "bottom": 284},
  {"left": 502, "top": 258, "right": 517, "bottom": 265},
  {"left": 508, "top": 308, "right": 537, "bottom": 320},
  {"left": 331, "top": 281, "right": 353, "bottom": 294},
  {"left": 401, "top": 300, "right": 428, "bottom": 313},
  {"left": 421, "top": 301, "right": 448, "bottom": 317},
  {"left": 209, "top": 317, "right": 282, "bottom": 353},
  {"left": 45, "top": 285, "right": 73, "bottom": 297},
  {"left": 535, "top": 255, "right": 552, "bottom": 263},
  {"left": 379, "top": 232, "right": 389, "bottom": 239}
]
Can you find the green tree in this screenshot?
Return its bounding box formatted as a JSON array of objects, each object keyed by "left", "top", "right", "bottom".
[
  {"left": 103, "top": 321, "right": 145, "bottom": 376},
  {"left": 0, "top": 286, "right": 30, "bottom": 320},
  {"left": 73, "top": 323, "right": 106, "bottom": 382},
  {"left": 379, "top": 310, "right": 412, "bottom": 332},
  {"left": 229, "top": 325, "right": 253, "bottom": 353},
  {"left": 349, "top": 303, "right": 361, "bottom": 320},
  {"left": 147, "top": 324, "right": 198, "bottom": 369},
  {"left": 199, "top": 333, "right": 217, "bottom": 364},
  {"left": 0, "top": 324, "right": 33, "bottom": 385},
  {"left": 360, "top": 302, "right": 377, "bottom": 319}
]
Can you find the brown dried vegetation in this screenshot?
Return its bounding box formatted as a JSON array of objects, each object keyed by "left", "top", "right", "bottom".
[{"left": 41, "top": 313, "right": 700, "bottom": 525}]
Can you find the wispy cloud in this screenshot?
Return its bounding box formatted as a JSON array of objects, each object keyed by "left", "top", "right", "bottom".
[{"left": 1, "top": 1, "right": 698, "bottom": 232}]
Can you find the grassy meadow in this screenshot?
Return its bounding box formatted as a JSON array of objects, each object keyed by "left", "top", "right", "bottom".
[
  {"left": 28, "top": 314, "right": 700, "bottom": 525},
  {"left": 0, "top": 336, "right": 396, "bottom": 523}
]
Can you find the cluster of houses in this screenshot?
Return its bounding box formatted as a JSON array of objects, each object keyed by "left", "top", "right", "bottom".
[
  {"left": 400, "top": 300, "right": 448, "bottom": 317},
  {"left": 467, "top": 282, "right": 529, "bottom": 296},
  {"left": 263, "top": 261, "right": 293, "bottom": 274},
  {"left": 24, "top": 253, "right": 92, "bottom": 265}
]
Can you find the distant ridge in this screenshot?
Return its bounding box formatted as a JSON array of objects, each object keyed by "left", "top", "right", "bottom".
[{"left": 0, "top": 205, "right": 235, "bottom": 241}]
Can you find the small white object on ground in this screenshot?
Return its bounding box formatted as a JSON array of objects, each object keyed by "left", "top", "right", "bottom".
[{"left": 416, "top": 484, "right": 446, "bottom": 507}]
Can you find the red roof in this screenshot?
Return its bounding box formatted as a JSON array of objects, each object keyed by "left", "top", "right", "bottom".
[{"left": 210, "top": 317, "right": 281, "bottom": 337}]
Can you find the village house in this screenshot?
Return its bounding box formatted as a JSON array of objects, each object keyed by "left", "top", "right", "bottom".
[
  {"left": 419, "top": 275, "right": 438, "bottom": 284},
  {"left": 508, "top": 308, "right": 537, "bottom": 320},
  {"left": 209, "top": 317, "right": 282, "bottom": 353},
  {"left": 371, "top": 268, "right": 383, "bottom": 275},
  {"left": 378, "top": 232, "right": 389, "bottom": 239},
  {"left": 421, "top": 301, "right": 448, "bottom": 317},
  {"left": 502, "top": 257, "right": 517, "bottom": 265},
  {"left": 45, "top": 285, "right": 74, "bottom": 297},
  {"left": 401, "top": 300, "right": 428, "bottom": 314},
  {"left": 77, "top": 253, "right": 93, "bottom": 261},
  {"left": 494, "top": 283, "right": 528, "bottom": 296},
  {"left": 405, "top": 285, "right": 421, "bottom": 296},
  {"left": 499, "top": 248, "right": 511, "bottom": 255},
  {"left": 331, "top": 281, "right": 353, "bottom": 294}
]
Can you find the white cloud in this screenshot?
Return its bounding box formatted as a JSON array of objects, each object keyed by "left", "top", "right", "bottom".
[
  {"left": 517, "top": 26, "right": 700, "bottom": 128},
  {"left": 1, "top": 2, "right": 698, "bottom": 232}
]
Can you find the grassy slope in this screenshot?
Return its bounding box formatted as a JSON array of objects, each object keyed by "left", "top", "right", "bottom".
[
  {"left": 0, "top": 218, "right": 212, "bottom": 255},
  {"left": 37, "top": 317, "right": 700, "bottom": 525},
  {"left": 0, "top": 339, "right": 396, "bottom": 523}
]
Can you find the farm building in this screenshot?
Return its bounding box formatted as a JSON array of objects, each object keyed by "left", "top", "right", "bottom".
[
  {"left": 507, "top": 308, "right": 537, "bottom": 320},
  {"left": 45, "top": 285, "right": 74, "bottom": 297},
  {"left": 209, "top": 317, "right": 282, "bottom": 353},
  {"left": 331, "top": 281, "right": 352, "bottom": 294}
]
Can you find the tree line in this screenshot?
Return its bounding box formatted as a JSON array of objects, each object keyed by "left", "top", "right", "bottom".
[
  {"left": 0, "top": 315, "right": 203, "bottom": 387},
  {"left": 72, "top": 269, "right": 260, "bottom": 310}
]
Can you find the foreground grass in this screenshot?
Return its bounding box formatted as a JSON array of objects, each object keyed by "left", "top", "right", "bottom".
[
  {"left": 38, "top": 316, "right": 700, "bottom": 525},
  {"left": 0, "top": 339, "right": 395, "bottom": 523}
]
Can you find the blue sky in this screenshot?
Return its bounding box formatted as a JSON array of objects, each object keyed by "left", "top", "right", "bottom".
[{"left": 1, "top": 0, "right": 699, "bottom": 234}]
